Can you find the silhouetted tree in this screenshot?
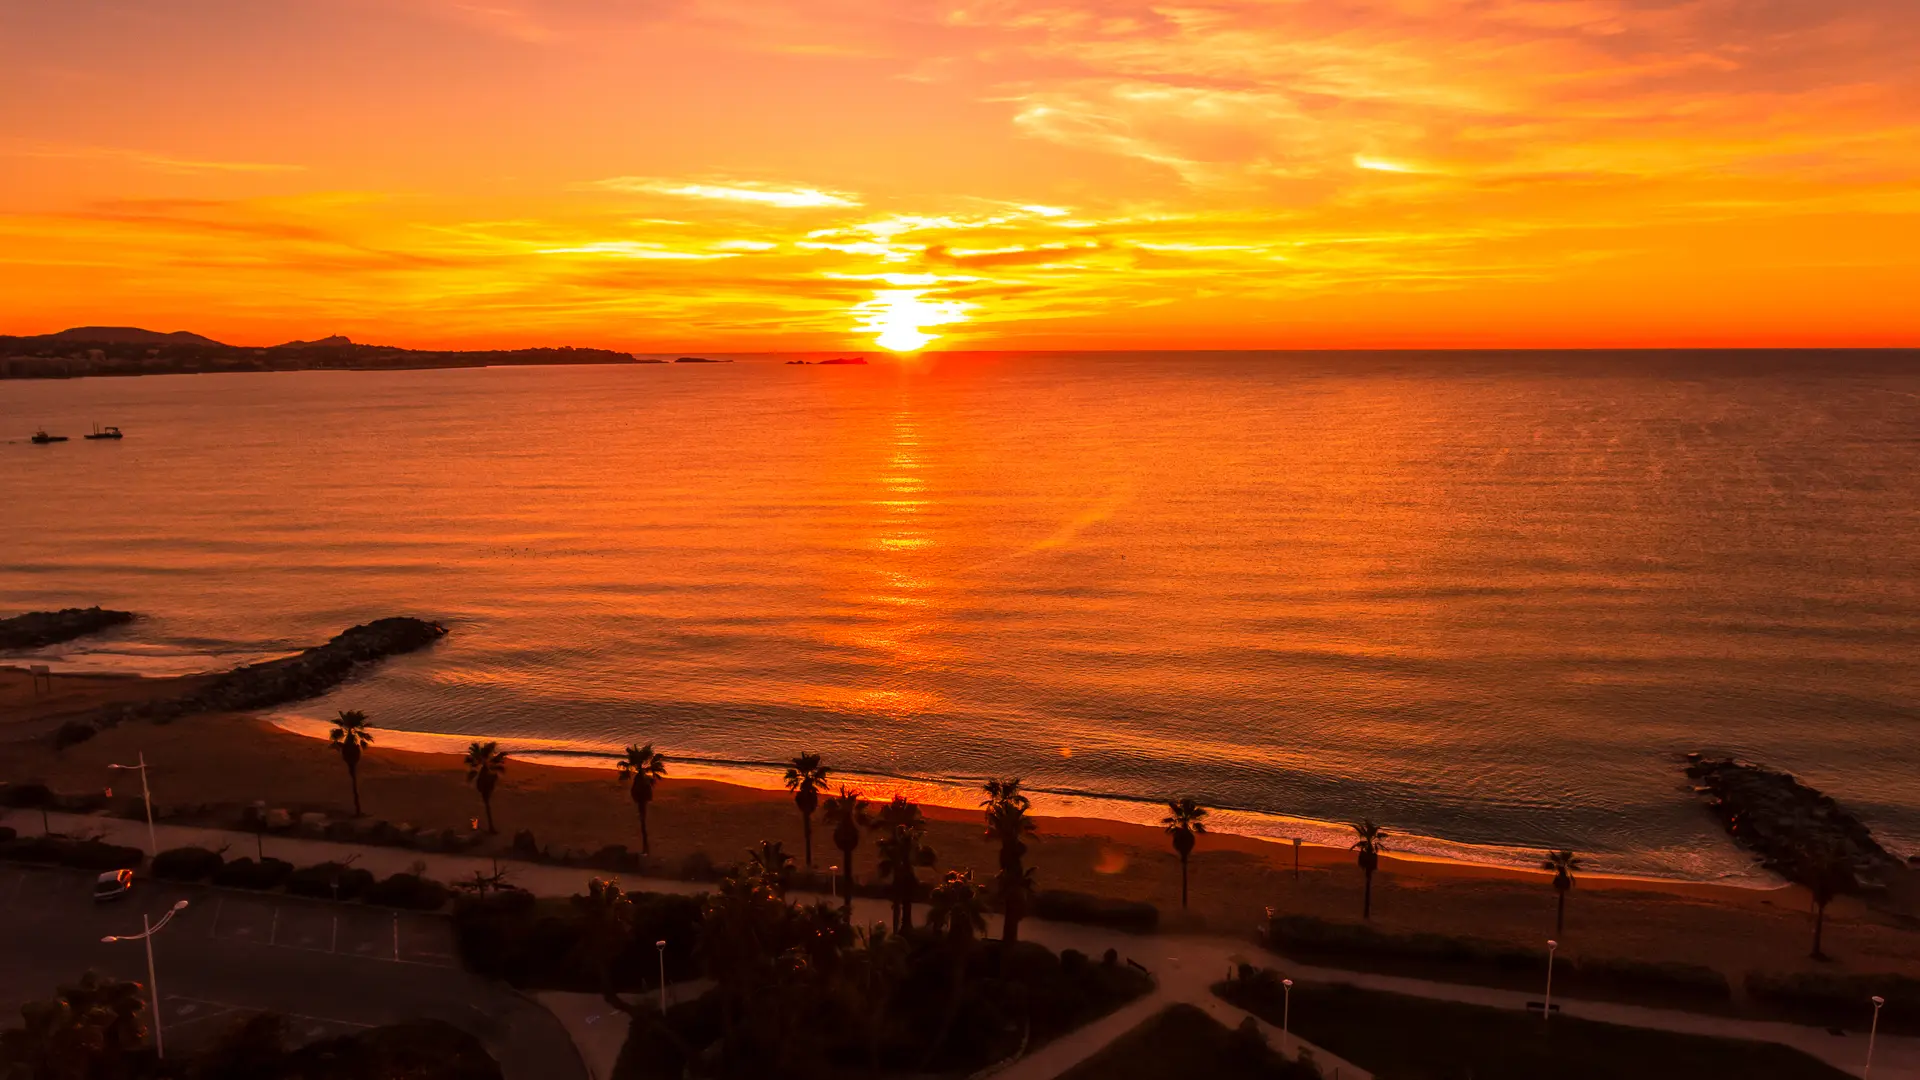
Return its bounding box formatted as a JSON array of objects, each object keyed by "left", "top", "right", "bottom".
[
  {"left": 1351, "top": 819, "right": 1389, "bottom": 920},
  {"left": 573, "top": 876, "right": 636, "bottom": 1006},
  {"left": 327, "top": 709, "right": 374, "bottom": 817},
  {"left": 1163, "top": 797, "right": 1209, "bottom": 909},
  {"left": 1542, "top": 849, "right": 1583, "bottom": 937},
  {"left": 0, "top": 970, "right": 148, "bottom": 1078},
  {"left": 873, "top": 796, "right": 936, "bottom": 931},
  {"left": 464, "top": 741, "right": 509, "bottom": 834},
  {"left": 822, "top": 785, "right": 870, "bottom": 912},
  {"left": 921, "top": 869, "right": 990, "bottom": 1068},
  {"left": 784, "top": 752, "right": 830, "bottom": 869},
  {"left": 984, "top": 778, "right": 1038, "bottom": 941},
  {"left": 749, "top": 840, "right": 797, "bottom": 898},
  {"left": 1800, "top": 844, "right": 1858, "bottom": 960},
  {"left": 616, "top": 743, "right": 668, "bottom": 854}
]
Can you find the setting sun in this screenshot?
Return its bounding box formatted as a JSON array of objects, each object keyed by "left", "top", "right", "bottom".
[{"left": 857, "top": 289, "right": 971, "bottom": 353}]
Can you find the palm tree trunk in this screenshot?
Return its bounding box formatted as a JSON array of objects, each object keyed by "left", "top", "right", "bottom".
[
  {"left": 1555, "top": 890, "right": 1567, "bottom": 937},
  {"left": 348, "top": 764, "right": 362, "bottom": 817},
  {"left": 1812, "top": 901, "right": 1827, "bottom": 959},
  {"left": 1003, "top": 892, "right": 1021, "bottom": 943},
  {"left": 1180, "top": 852, "right": 1189, "bottom": 909},
  {"left": 841, "top": 853, "right": 855, "bottom": 912},
  {"left": 802, "top": 811, "right": 814, "bottom": 868},
  {"left": 639, "top": 803, "right": 651, "bottom": 855},
  {"left": 482, "top": 793, "right": 496, "bottom": 834},
  {"left": 1363, "top": 870, "right": 1374, "bottom": 920}
]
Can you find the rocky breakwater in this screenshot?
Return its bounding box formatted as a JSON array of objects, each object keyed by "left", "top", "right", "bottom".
[
  {"left": 0, "top": 607, "right": 135, "bottom": 650},
  {"left": 83, "top": 617, "right": 447, "bottom": 731},
  {"left": 1685, "top": 755, "right": 1906, "bottom": 889}
]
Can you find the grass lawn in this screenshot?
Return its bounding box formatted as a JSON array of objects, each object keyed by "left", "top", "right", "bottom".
[
  {"left": 1057, "top": 1003, "right": 1313, "bottom": 1080},
  {"left": 1217, "top": 980, "right": 1853, "bottom": 1080}
]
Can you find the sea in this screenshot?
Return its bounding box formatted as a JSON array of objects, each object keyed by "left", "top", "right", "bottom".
[{"left": 4, "top": 351, "right": 1918, "bottom": 883}]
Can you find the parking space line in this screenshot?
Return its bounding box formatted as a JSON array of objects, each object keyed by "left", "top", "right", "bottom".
[
  {"left": 391, "top": 913, "right": 399, "bottom": 962},
  {"left": 208, "top": 897, "right": 223, "bottom": 938},
  {"left": 331, "top": 914, "right": 338, "bottom": 954},
  {"left": 269, "top": 908, "right": 278, "bottom": 947}
]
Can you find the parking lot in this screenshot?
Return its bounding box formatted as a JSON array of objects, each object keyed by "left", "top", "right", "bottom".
[{"left": 0, "top": 864, "right": 579, "bottom": 1079}]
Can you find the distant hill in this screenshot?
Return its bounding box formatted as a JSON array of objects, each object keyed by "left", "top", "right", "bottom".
[
  {"left": 274, "top": 335, "right": 353, "bottom": 348},
  {"left": 30, "top": 326, "right": 226, "bottom": 346}
]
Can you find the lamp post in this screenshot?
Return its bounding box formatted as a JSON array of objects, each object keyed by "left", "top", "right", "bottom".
[
  {"left": 1282, "top": 978, "right": 1294, "bottom": 1056},
  {"left": 1866, "top": 995, "right": 1886, "bottom": 1075},
  {"left": 107, "top": 752, "right": 157, "bottom": 859},
  {"left": 1543, "top": 939, "right": 1558, "bottom": 1021},
  {"left": 103, "top": 900, "right": 189, "bottom": 1058},
  {"left": 830, "top": 865, "right": 839, "bottom": 900},
  {"left": 656, "top": 940, "right": 668, "bottom": 1014}
]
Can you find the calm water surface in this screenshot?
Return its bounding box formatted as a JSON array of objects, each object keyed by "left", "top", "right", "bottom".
[{"left": 5, "top": 353, "right": 1918, "bottom": 880}]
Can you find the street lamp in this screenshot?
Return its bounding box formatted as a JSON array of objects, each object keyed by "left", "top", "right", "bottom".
[
  {"left": 1866, "top": 995, "right": 1886, "bottom": 1075},
  {"left": 103, "top": 900, "right": 189, "bottom": 1058},
  {"left": 830, "top": 865, "right": 839, "bottom": 900},
  {"left": 1281, "top": 978, "right": 1294, "bottom": 1056},
  {"left": 107, "top": 752, "right": 158, "bottom": 859},
  {"left": 656, "top": 940, "right": 668, "bottom": 1014},
  {"left": 1543, "top": 940, "right": 1558, "bottom": 1021}
]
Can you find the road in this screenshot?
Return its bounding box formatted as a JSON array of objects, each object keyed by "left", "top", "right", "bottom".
[{"left": 0, "top": 863, "right": 585, "bottom": 1080}]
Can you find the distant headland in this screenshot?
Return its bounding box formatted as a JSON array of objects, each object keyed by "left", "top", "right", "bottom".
[{"left": 0, "top": 326, "right": 651, "bottom": 379}]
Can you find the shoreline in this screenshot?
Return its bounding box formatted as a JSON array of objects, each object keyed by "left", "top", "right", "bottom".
[{"left": 267, "top": 709, "right": 1780, "bottom": 892}]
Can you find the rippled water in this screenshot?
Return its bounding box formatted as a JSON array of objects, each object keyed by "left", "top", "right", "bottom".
[{"left": 5, "top": 352, "right": 1918, "bottom": 880}]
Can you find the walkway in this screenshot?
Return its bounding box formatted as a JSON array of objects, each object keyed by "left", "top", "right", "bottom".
[{"left": 11, "top": 809, "right": 1915, "bottom": 1079}]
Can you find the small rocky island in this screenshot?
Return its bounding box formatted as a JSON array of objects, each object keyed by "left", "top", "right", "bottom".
[
  {"left": 0, "top": 607, "right": 135, "bottom": 650},
  {"left": 1685, "top": 754, "right": 1905, "bottom": 888}
]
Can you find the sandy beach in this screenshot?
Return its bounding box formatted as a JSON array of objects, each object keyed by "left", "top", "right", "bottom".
[{"left": 6, "top": 667, "right": 1920, "bottom": 987}]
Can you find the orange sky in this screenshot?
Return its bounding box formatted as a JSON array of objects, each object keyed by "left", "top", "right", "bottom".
[{"left": 3, "top": 0, "right": 1918, "bottom": 351}]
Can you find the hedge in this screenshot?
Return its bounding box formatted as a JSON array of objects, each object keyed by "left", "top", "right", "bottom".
[
  {"left": 285, "top": 862, "right": 376, "bottom": 901},
  {"left": 365, "top": 873, "right": 452, "bottom": 911},
  {"left": 1746, "top": 971, "right": 1920, "bottom": 1034},
  {"left": 453, "top": 887, "right": 704, "bottom": 991},
  {"left": 212, "top": 856, "right": 295, "bottom": 889},
  {"left": 1033, "top": 889, "right": 1159, "bottom": 934},
  {"left": 152, "top": 846, "right": 226, "bottom": 882},
  {"left": 0, "top": 782, "right": 52, "bottom": 808},
  {"left": 0, "top": 836, "right": 144, "bottom": 871}
]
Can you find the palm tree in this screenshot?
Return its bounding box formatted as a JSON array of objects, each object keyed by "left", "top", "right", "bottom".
[
  {"left": 984, "top": 780, "right": 1038, "bottom": 942},
  {"left": 616, "top": 743, "right": 668, "bottom": 854},
  {"left": 1542, "top": 849, "right": 1582, "bottom": 937},
  {"left": 572, "top": 877, "right": 635, "bottom": 1004},
  {"left": 784, "top": 752, "right": 830, "bottom": 868},
  {"left": 749, "top": 839, "right": 797, "bottom": 898},
  {"left": 1351, "top": 819, "right": 1389, "bottom": 920},
  {"left": 822, "top": 785, "right": 870, "bottom": 911},
  {"left": 1163, "top": 797, "right": 1209, "bottom": 909},
  {"left": 327, "top": 710, "right": 374, "bottom": 817},
  {"left": 921, "top": 870, "right": 990, "bottom": 1069},
  {"left": 464, "top": 741, "right": 509, "bottom": 834},
  {"left": 1800, "top": 844, "right": 1857, "bottom": 960},
  {"left": 873, "top": 796, "right": 937, "bottom": 931}
]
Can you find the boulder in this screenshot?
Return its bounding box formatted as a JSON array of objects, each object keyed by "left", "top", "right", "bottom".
[{"left": 0, "top": 607, "right": 135, "bottom": 650}]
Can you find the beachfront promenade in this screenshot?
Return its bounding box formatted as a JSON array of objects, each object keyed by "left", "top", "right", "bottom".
[{"left": 8, "top": 809, "right": 1912, "bottom": 1080}]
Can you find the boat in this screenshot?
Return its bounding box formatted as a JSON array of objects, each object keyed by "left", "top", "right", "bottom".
[
  {"left": 84, "top": 425, "right": 124, "bottom": 440},
  {"left": 30, "top": 430, "right": 68, "bottom": 444}
]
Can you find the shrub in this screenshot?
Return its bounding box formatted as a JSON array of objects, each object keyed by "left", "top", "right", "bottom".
[
  {"left": 452, "top": 886, "right": 703, "bottom": 990},
  {"left": 0, "top": 836, "right": 65, "bottom": 864},
  {"left": 1573, "top": 957, "right": 1730, "bottom": 1005},
  {"left": 0, "top": 782, "right": 52, "bottom": 808},
  {"left": 212, "top": 856, "right": 294, "bottom": 890},
  {"left": 679, "top": 850, "right": 720, "bottom": 881},
  {"left": 1746, "top": 971, "right": 1920, "bottom": 1034},
  {"left": 285, "top": 862, "right": 376, "bottom": 901},
  {"left": 152, "top": 846, "right": 226, "bottom": 882},
  {"left": 366, "top": 873, "right": 451, "bottom": 911},
  {"left": 4, "top": 838, "right": 146, "bottom": 871},
  {"left": 0, "top": 827, "right": 12, "bottom": 843},
  {"left": 53, "top": 721, "right": 98, "bottom": 750},
  {"left": 1033, "top": 889, "right": 1159, "bottom": 933}
]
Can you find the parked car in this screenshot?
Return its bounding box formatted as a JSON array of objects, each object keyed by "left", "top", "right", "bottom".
[{"left": 93, "top": 869, "right": 133, "bottom": 901}]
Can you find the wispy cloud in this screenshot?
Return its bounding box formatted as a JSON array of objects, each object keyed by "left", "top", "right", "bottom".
[
  {"left": 595, "top": 178, "right": 863, "bottom": 209},
  {"left": 8, "top": 143, "right": 305, "bottom": 175}
]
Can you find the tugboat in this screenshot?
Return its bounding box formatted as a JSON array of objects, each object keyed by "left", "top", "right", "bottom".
[
  {"left": 84, "top": 425, "right": 124, "bottom": 440},
  {"left": 30, "top": 430, "right": 68, "bottom": 444}
]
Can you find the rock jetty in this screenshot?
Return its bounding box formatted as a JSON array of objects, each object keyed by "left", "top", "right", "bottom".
[
  {"left": 85, "top": 617, "right": 447, "bottom": 730},
  {"left": 1684, "top": 755, "right": 1903, "bottom": 887},
  {"left": 0, "top": 607, "right": 135, "bottom": 650}
]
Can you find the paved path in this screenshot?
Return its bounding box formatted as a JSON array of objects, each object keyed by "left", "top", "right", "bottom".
[{"left": 13, "top": 808, "right": 1917, "bottom": 1079}]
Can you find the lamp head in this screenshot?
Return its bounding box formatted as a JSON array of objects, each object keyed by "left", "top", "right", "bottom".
[
  {"left": 172, "top": 900, "right": 189, "bottom": 911},
  {"left": 1547, "top": 939, "right": 1558, "bottom": 949},
  {"left": 101, "top": 936, "right": 118, "bottom": 944},
  {"left": 1282, "top": 978, "right": 1293, "bottom": 988},
  {"left": 1874, "top": 995, "right": 1886, "bottom": 1005},
  {"left": 655, "top": 939, "right": 666, "bottom": 948}
]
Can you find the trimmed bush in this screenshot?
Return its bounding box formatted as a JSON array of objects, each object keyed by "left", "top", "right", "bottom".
[
  {"left": 53, "top": 721, "right": 98, "bottom": 750},
  {"left": 366, "top": 873, "right": 451, "bottom": 911},
  {"left": 1746, "top": 971, "right": 1920, "bottom": 1034},
  {"left": 0, "top": 827, "right": 13, "bottom": 843},
  {"left": 285, "top": 862, "right": 376, "bottom": 901},
  {"left": 152, "top": 846, "right": 226, "bottom": 882},
  {"left": 1033, "top": 889, "right": 1159, "bottom": 933},
  {"left": 453, "top": 887, "right": 703, "bottom": 991},
  {"left": 1575, "top": 957, "right": 1730, "bottom": 1005},
  {"left": 0, "top": 836, "right": 144, "bottom": 871},
  {"left": 212, "top": 856, "right": 294, "bottom": 890},
  {"left": 0, "top": 836, "right": 66, "bottom": 864},
  {"left": 0, "top": 782, "right": 52, "bottom": 808}
]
